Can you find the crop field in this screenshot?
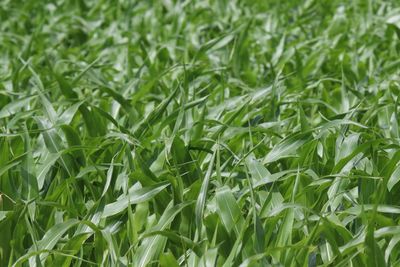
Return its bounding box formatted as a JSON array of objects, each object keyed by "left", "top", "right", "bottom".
[{"left": 2, "top": 0, "right": 400, "bottom": 266}]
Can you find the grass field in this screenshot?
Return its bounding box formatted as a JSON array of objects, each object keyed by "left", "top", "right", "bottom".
[{"left": 1, "top": 0, "right": 400, "bottom": 266}]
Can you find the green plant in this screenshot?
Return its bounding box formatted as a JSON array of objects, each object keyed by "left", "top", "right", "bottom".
[{"left": 1, "top": 0, "right": 400, "bottom": 266}]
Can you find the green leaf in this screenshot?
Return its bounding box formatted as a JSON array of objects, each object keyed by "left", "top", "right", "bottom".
[
  {"left": 216, "top": 186, "right": 243, "bottom": 235},
  {"left": 195, "top": 149, "right": 216, "bottom": 232},
  {"left": 133, "top": 86, "right": 178, "bottom": 138},
  {"left": 21, "top": 129, "right": 38, "bottom": 201},
  {"left": 23, "top": 219, "right": 80, "bottom": 266},
  {"left": 60, "top": 124, "right": 86, "bottom": 166},
  {"left": 133, "top": 201, "right": 192, "bottom": 267},
  {"left": 365, "top": 224, "right": 387, "bottom": 267},
  {"left": 245, "top": 156, "right": 271, "bottom": 182},
  {"left": 35, "top": 117, "right": 75, "bottom": 177},
  {"left": 101, "top": 182, "right": 170, "bottom": 218},
  {"left": 0, "top": 96, "right": 36, "bottom": 119},
  {"left": 387, "top": 164, "right": 400, "bottom": 192},
  {"left": 159, "top": 251, "right": 180, "bottom": 267},
  {"left": 263, "top": 133, "right": 311, "bottom": 164}
]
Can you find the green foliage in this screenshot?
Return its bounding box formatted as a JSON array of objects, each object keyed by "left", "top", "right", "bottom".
[{"left": 1, "top": 0, "right": 400, "bottom": 265}]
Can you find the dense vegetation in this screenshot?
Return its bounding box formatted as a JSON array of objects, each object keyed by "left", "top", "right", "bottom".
[{"left": 1, "top": 0, "right": 400, "bottom": 266}]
